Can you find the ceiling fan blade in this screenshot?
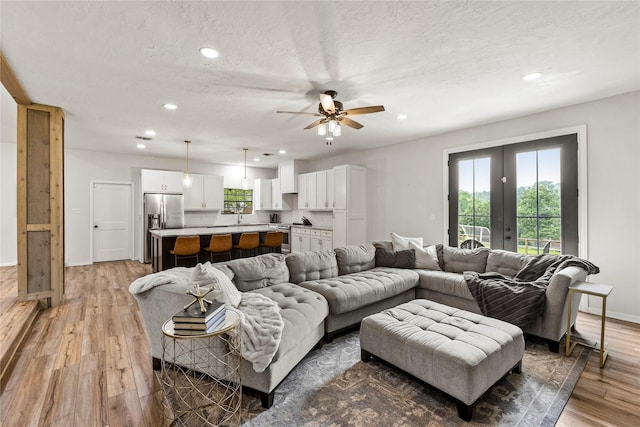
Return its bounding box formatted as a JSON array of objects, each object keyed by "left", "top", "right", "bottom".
[
  {"left": 342, "top": 105, "right": 385, "bottom": 116},
  {"left": 277, "top": 110, "right": 323, "bottom": 116},
  {"left": 338, "top": 117, "right": 364, "bottom": 129},
  {"left": 319, "top": 93, "right": 336, "bottom": 114},
  {"left": 304, "top": 118, "right": 327, "bottom": 130}
]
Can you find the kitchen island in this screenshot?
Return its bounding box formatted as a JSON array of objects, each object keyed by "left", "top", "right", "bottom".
[{"left": 149, "top": 224, "right": 279, "bottom": 272}]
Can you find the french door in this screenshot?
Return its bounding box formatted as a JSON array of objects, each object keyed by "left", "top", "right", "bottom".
[{"left": 449, "top": 134, "right": 578, "bottom": 255}]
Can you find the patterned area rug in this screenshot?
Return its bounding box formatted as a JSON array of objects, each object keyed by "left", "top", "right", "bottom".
[{"left": 241, "top": 332, "right": 591, "bottom": 426}]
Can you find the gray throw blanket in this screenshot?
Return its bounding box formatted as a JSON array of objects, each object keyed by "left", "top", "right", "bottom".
[{"left": 464, "top": 255, "right": 600, "bottom": 329}]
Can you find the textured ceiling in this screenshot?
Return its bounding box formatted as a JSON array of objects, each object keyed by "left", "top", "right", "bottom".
[{"left": 1, "top": 1, "right": 639, "bottom": 168}]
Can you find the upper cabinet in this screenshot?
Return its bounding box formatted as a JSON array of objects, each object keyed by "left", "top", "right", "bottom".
[
  {"left": 141, "top": 169, "right": 183, "bottom": 193},
  {"left": 298, "top": 169, "right": 335, "bottom": 211},
  {"left": 298, "top": 172, "right": 318, "bottom": 210},
  {"left": 254, "top": 179, "right": 272, "bottom": 210},
  {"left": 278, "top": 159, "right": 308, "bottom": 193},
  {"left": 255, "top": 178, "right": 291, "bottom": 211},
  {"left": 184, "top": 174, "right": 223, "bottom": 211}
]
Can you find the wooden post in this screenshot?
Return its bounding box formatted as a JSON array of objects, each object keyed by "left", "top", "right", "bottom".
[{"left": 17, "top": 103, "right": 65, "bottom": 307}]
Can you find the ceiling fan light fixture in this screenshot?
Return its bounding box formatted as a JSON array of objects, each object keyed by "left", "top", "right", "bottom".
[
  {"left": 317, "top": 123, "right": 327, "bottom": 136},
  {"left": 333, "top": 122, "right": 341, "bottom": 136}
]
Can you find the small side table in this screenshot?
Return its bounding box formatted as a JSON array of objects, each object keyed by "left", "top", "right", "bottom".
[
  {"left": 566, "top": 281, "right": 613, "bottom": 368},
  {"left": 161, "top": 309, "right": 242, "bottom": 426}
]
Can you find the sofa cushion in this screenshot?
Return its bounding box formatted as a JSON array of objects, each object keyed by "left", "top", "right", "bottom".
[
  {"left": 249, "top": 283, "right": 328, "bottom": 362},
  {"left": 443, "top": 246, "right": 489, "bottom": 273},
  {"left": 415, "top": 269, "right": 477, "bottom": 302},
  {"left": 409, "top": 242, "right": 441, "bottom": 271},
  {"left": 390, "top": 232, "right": 423, "bottom": 250},
  {"left": 297, "top": 267, "right": 419, "bottom": 314},
  {"left": 335, "top": 245, "right": 376, "bottom": 275},
  {"left": 286, "top": 250, "right": 338, "bottom": 284},
  {"left": 227, "top": 253, "right": 289, "bottom": 292},
  {"left": 485, "top": 250, "right": 531, "bottom": 277},
  {"left": 372, "top": 240, "right": 393, "bottom": 251},
  {"left": 375, "top": 248, "right": 415, "bottom": 268}
]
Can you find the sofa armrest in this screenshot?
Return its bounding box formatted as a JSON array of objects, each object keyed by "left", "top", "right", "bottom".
[{"left": 529, "top": 265, "right": 589, "bottom": 343}]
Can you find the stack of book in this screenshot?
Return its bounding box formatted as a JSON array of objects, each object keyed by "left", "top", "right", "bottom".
[{"left": 172, "top": 302, "right": 226, "bottom": 335}]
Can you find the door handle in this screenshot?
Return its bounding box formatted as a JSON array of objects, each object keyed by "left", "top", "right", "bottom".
[{"left": 505, "top": 236, "right": 511, "bottom": 240}]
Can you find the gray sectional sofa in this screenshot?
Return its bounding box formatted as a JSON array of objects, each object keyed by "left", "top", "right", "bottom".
[{"left": 131, "top": 242, "right": 593, "bottom": 408}]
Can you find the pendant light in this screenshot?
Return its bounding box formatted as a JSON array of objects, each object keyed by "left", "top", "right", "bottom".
[
  {"left": 183, "top": 140, "right": 193, "bottom": 188},
  {"left": 242, "top": 148, "right": 249, "bottom": 189}
]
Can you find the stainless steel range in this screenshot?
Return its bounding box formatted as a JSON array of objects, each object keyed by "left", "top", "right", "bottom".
[{"left": 277, "top": 224, "right": 291, "bottom": 254}]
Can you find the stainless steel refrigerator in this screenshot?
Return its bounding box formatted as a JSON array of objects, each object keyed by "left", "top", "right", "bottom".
[{"left": 144, "top": 193, "right": 184, "bottom": 263}]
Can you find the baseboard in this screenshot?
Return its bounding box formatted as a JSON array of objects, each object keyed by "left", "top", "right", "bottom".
[{"left": 580, "top": 307, "right": 640, "bottom": 324}]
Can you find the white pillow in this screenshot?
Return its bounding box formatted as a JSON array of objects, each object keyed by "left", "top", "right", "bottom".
[
  {"left": 190, "top": 262, "right": 242, "bottom": 308},
  {"left": 390, "top": 232, "right": 423, "bottom": 251},
  {"left": 409, "top": 241, "right": 441, "bottom": 271}
]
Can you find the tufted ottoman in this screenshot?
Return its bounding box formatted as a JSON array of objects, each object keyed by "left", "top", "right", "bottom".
[{"left": 360, "top": 299, "right": 525, "bottom": 421}]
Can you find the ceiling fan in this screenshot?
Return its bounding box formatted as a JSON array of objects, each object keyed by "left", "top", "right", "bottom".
[{"left": 277, "top": 90, "right": 385, "bottom": 135}]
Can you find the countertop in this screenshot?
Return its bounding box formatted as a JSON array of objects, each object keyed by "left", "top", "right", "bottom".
[
  {"left": 150, "top": 223, "right": 279, "bottom": 237},
  {"left": 290, "top": 224, "right": 334, "bottom": 231}
]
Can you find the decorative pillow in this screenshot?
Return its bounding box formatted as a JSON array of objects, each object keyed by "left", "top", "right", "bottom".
[
  {"left": 442, "top": 246, "right": 490, "bottom": 273},
  {"left": 390, "top": 232, "right": 423, "bottom": 251},
  {"left": 228, "top": 253, "right": 289, "bottom": 292},
  {"left": 286, "top": 250, "right": 338, "bottom": 284},
  {"left": 372, "top": 240, "right": 393, "bottom": 251},
  {"left": 190, "top": 262, "right": 242, "bottom": 308},
  {"left": 334, "top": 244, "right": 376, "bottom": 275},
  {"left": 485, "top": 250, "right": 531, "bottom": 277},
  {"left": 375, "top": 248, "right": 416, "bottom": 268},
  {"left": 409, "top": 241, "right": 441, "bottom": 271}
]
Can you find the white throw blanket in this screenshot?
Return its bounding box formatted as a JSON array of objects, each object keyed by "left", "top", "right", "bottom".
[
  {"left": 237, "top": 293, "right": 284, "bottom": 372},
  {"left": 129, "top": 268, "right": 284, "bottom": 373}
]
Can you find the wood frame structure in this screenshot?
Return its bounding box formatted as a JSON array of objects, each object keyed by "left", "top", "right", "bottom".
[{"left": 17, "top": 103, "right": 65, "bottom": 307}]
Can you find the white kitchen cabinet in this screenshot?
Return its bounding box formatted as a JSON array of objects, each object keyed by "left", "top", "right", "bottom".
[
  {"left": 310, "top": 229, "right": 333, "bottom": 252},
  {"left": 141, "top": 169, "right": 183, "bottom": 193},
  {"left": 291, "top": 227, "right": 310, "bottom": 253},
  {"left": 253, "top": 179, "right": 272, "bottom": 210},
  {"left": 298, "top": 172, "right": 320, "bottom": 210},
  {"left": 278, "top": 159, "right": 308, "bottom": 193},
  {"left": 271, "top": 178, "right": 291, "bottom": 210},
  {"left": 332, "top": 165, "right": 366, "bottom": 246},
  {"left": 184, "top": 174, "right": 223, "bottom": 211},
  {"left": 315, "top": 169, "right": 335, "bottom": 210}
]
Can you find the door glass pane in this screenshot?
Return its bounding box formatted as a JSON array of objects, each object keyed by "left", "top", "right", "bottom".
[
  {"left": 457, "top": 157, "right": 491, "bottom": 247},
  {"left": 516, "top": 148, "right": 561, "bottom": 254}
]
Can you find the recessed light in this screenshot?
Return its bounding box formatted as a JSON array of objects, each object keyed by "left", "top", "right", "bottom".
[
  {"left": 163, "top": 103, "right": 177, "bottom": 110},
  {"left": 253, "top": 157, "right": 260, "bottom": 162},
  {"left": 397, "top": 114, "right": 408, "bottom": 120},
  {"left": 522, "top": 72, "right": 542, "bottom": 81},
  {"left": 145, "top": 130, "right": 156, "bottom": 136},
  {"left": 136, "top": 144, "right": 146, "bottom": 149},
  {"left": 199, "top": 47, "right": 219, "bottom": 59},
  {"left": 279, "top": 149, "right": 286, "bottom": 154}
]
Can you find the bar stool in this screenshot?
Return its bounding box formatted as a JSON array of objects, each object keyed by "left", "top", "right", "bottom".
[
  {"left": 170, "top": 236, "right": 200, "bottom": 267},
  {"left": 204, "top": 234, "right": 233, "bottom": 262},
  {"left": 233, "top": 232, "right": 259, "bottom": 258},
  {"left": 259, "top": 231, "right": 283, "bottom": 254}
]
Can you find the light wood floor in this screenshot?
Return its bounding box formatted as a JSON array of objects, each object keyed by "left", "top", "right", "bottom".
[{"left": 1, "top": 261, "right": 639, "bottom": 426}]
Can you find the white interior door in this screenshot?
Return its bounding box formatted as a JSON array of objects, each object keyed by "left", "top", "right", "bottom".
[{"left": 93, "top": 182, "right": 132, "bottom": 262}]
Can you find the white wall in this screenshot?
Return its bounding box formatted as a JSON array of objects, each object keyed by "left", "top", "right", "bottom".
[{"left": 310, "top": 91, "right": 640, "bottom": 323}]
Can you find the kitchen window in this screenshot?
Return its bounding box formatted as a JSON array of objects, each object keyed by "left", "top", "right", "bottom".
[{"left": 223, "top": 188, "right": 253, "bottom": 215}]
